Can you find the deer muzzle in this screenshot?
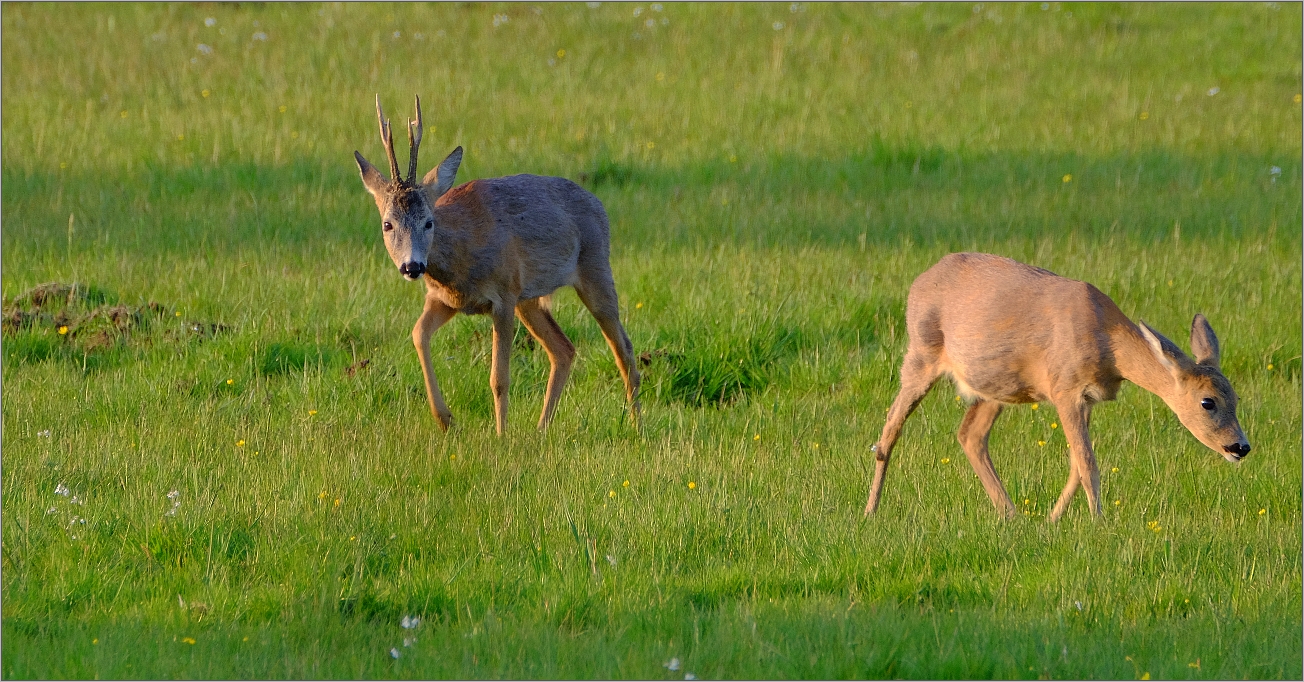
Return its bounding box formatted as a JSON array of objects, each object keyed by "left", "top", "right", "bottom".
[{"left": 399, "top": 261, "right": 426, "bottom": 280}]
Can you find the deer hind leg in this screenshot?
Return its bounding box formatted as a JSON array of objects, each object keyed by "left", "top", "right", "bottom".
[
  {"left": 515, "top": 297, "right": 577, "bottom": 431},
  {"left": 1048, "top": 399, "right": 1101, "bottom": 522},
  {"left": 413, "top": 295, "right": 458, "bottom": 430},
  {"left": 573, "top": 276, "right": 641, "bottom": 426},
  {"left": 957, "top": 400, "right": 1017, "bottom": 517},
  {"left": 864, "top": 350, "right": 940, "bottom": 515},
  {"left": 489, "top": 303, "right": 517, "bottom": 436}
]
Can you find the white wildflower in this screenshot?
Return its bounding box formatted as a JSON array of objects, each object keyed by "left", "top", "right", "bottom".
[
  {"left": 633, "top": 7, "right": 644, "bottom": 16},
  {"left": 685, "top": 675, "right": 697, "bottom": 681},
  {"left": 666, "top": 657, "right": 680, "bottom": 672},
  {"left": 390, "top": 647, "right": 401, "bottom": 659},
  {"left": 605, "top": 554, "right": 617, "bottom": 567},
  {"left": 773, "top": 21, "right": 784, "bottom": 30},
  {"left": 204, "top": 17, "right": 216, "bottom": 27},
  {"left": 196, "top": 43, "right": 213, "bottom": 55},
  {"left": 392, "top": 30, "right": 401, "bottom": 39},
  {"left": 401, "top": 615, "right": 420, "bottom": 629},
  {"left": 651, "top": 3, "right": 663, "bottom": 10},
  {"left": 252, "top": 32, "right": 268, "bottom": 41},
  {"left": 587, "top": 1, "right": 601, "bottom": 7},
  {"left": 403, "top": 637, "right": 416, "bottom": 647},
  {"left": 37, "top": 429, "right": 51, "bottom": 438},
  {"left": 1207, "top": 86, "right": 1220, "bottom": 96},
  {"left": 55, "top": 483, "right": 70, "bottom": 496}
]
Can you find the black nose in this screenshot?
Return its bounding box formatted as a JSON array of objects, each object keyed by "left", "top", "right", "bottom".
[
  {"left": 399, "top": 262, "right": 425, "bottom": 278},
  {"left": 1223, "top": 442, "right": 1251, "bottom": 458}
]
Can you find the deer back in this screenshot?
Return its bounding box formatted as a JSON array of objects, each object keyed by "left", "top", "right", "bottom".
[
  {"left": 427, "top": 174, "right": 611, "bottom": 306},
  {"left": 905, "top": 252, "right": 1130, "bottom": 403}
]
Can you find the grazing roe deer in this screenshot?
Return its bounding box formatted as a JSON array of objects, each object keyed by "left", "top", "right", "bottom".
[
  {"left": 864, "top": 252, "right": 1249, "bottom": 522},
  {"left": 354, "top": 95, "right": 640, "bottom": 435}
]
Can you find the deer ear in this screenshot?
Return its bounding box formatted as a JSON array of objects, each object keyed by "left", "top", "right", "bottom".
[
  {"left": 422, "top": 146, "right": 463, "bottom": 201},
  {"left": 1189, "top": 314, "right": 1221, "bottom": 369},
  {"left": 355, "top": 151, "right": 389, "bottom": 197},
  {"left": 1137, "top": 320, "right": 1186, "bottom": 375}
]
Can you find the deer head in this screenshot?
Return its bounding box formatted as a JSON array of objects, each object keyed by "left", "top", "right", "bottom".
[
  {"left": 354, "top": 95, "right": 463, "bottom": 281},
  {"left": 1137, "top": 314, "right": 1250, "bottom": 462}
]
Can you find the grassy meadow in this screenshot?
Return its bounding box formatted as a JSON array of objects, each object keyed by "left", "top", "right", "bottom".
[{"left": 2, "top": 2, "right": 1301, "bottom": 678}]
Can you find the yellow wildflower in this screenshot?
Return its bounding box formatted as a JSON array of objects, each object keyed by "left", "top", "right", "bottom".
[
  {"left": 1258, "top": 508, "right": 1266, "bottom": 515},
  {"left": 226, "top": 379, "right": 234, "bottom": 385},
  {"left": 308, "top": 410, "right": 318, "bottom": 416},
  {"left": 623, "top": 480, "right": 630, "bottom": 487},
  {"left": 1050, "top": 422, "right": 1057, "bottom": 429},
  {"left": 334, "top": 498, "right": 341, "bottom": 507},
  {"left": 1038, "top": 440, "right": 1046, "bottom": 447},
  {"left": 635, "top": 302, "right": 644, "bottom": 309},
  {"left": 1138, "top": 111, "right": 1149, "bottom": 120},
  {"left": 1031, "top": 403, "right": 1039, "bottom": 410},
  {"left": 940, "top": 458, "right": 950, "bottom": 464},
  {"left": 58, "top": 326, "right": 68, "bottom": 335},
  {"left": 753, "top": 434, "right": 760, "bottom": 441},
  {"left": 557, "top": 48, "right": 566, "bottom": 58},
  {"left": 608, "top": 490, "right": 616, "bottom": 498},
  {"left": 1295, "top": 94, "right": 1302, "bottom": 104},
  {"left": 687, "top": 481, "right": 696, "bottom": 489},
  {"left": 182, "top": 637, "right": 196, "bottom": 645},
  {"left": 236, "top": 439, "right": 245, "bottom": 447},
  {"left": 202, "top": 89, "right": 210, "bottom": 98},
  {"left": 1062, "top": 174, "right": 1072, "bottom": 183}
]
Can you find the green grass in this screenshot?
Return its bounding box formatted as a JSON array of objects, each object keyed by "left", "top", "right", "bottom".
[{"left": 2, "top": 2, "right": 1301, "bottom": 678}]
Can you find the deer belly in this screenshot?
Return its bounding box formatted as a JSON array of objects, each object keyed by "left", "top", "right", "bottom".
[{"left": 940, "top": 358, "right": 1042, "bottom": 404}]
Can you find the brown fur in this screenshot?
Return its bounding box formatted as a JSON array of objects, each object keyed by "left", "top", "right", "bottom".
[{"left": 864, "top": 253, "right": 1249, "bottom": 521}]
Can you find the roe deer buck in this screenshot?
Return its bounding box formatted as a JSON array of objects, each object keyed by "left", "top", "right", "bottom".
[
  {"left": 354, "top": 95, "right": 640, "bottom": 435},
  {"left": 863, "top": 252, "right": 1249, "bottom": 522}
]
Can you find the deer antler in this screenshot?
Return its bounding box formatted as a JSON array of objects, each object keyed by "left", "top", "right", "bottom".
[
  {"left": 407, "top": 95, "right": 424, "bottom": 185},
  {"left": 376, "top": 94, "right": 402, "bottom": 184}
]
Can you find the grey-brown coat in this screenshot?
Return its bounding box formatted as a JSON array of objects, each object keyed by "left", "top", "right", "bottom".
[{"left": 354, "top": 96, "right": 640, "bottom": 434}]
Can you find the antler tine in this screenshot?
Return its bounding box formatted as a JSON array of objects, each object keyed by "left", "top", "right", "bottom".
[
  {"left": 376, "top": 94, "right": 401, "bottom": 183},
  {"left": 407, "top": 95, "right": 423, "bottom": 185}
]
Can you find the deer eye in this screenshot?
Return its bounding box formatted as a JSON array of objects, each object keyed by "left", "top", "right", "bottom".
[
  {"left": 424, "top": 220, "right": 433, "bottom": 230},
  {"left": 383, "top": 221, "right": 393, "bottom": 232},
  {"left": 1201, "top": 398, "right": 1216, "bottom": 411}
]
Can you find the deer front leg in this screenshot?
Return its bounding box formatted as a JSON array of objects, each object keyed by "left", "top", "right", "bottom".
[
  {"left": 490, "top": 303, "right": 516, "bottom": 436},
  {"left": 1048, "top": 399, "right": 1101, "bottom": 521},
  {"left": 413, "top": 295, "right": 458, "bottom": 430}
]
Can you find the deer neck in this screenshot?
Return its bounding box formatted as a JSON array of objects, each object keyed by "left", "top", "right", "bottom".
[
  {"left": 1110, "top": 322, "right": 1178, "bottom": 402},
  {"left": 418, "top": 209, "right": 457, "bottom": 281}
]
